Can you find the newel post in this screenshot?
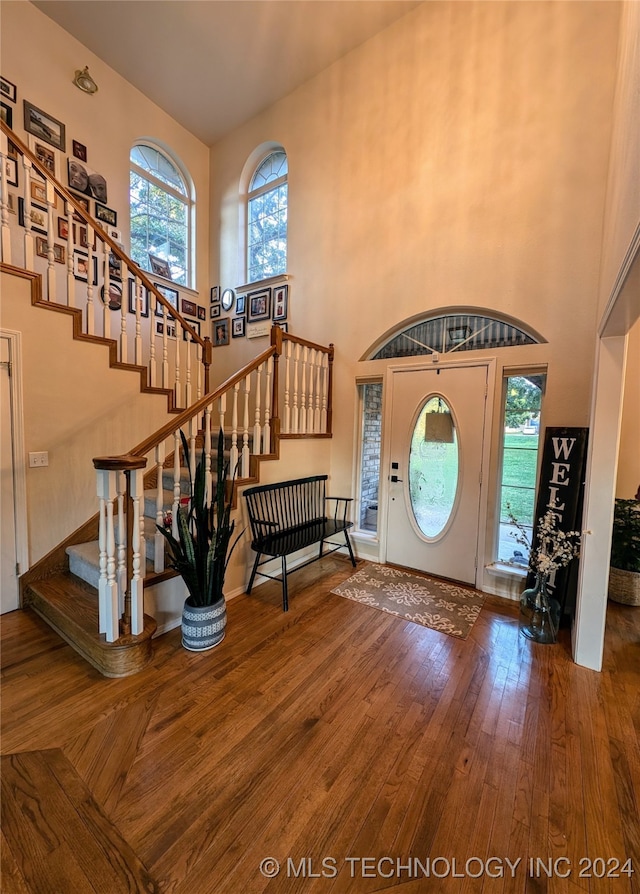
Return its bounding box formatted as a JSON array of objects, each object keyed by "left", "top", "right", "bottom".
[
  {"left": 203, "top": 336, "right": 212, "bottom": 395},
  {"left": 93, "top": 454, "right": 147, "bottom": 640},
  {"left": 326, "top": 343, "right": 334, "bottom": 436},
  {"left": 270, "top": 326, "right": 283, "bottom": 453}
]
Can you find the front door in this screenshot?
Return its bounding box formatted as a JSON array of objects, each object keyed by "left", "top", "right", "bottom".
[{"left": 385, "top": 364, "right": 489, "bottom": 585}]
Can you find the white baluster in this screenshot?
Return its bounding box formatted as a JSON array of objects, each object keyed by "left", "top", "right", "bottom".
[
  {"left": 195, "top": 342, "right": 203, "bottom": 401},
  {"left": 149, "top": 293, "right": 157, "bottom": 387},
  {"left": 0, "top": 134, "right": 11, "bottom": 263},
  {"left": 172, "top": 428, "right": 182, "bottom": 539},
  {"left": 299, "top": 346, "right": 308, "bottom": 435},
  {"left": 96, "top": 469, "right": 117, "bottom": 636},
  {"left": 119, "top": 260, "right": 128, "bottom": 363},
  {"left": 133, "top": 274, "right": 143, "bottom": 365},
  {"left": 154, "top": 441, "right": 166, "bottom": 573},
  {"left": 320, "top": 352, "right": 329, "bottom": 432},
  {"left": 283, "top": 340, "right": 291, "bottom": 435},
  {"left": 175, "top": 323, "right": 182, "bottom": 408},
  {"left": 45, "top": 180, "right": 56, "bottom": 301},
  {"left": 102, "top": 242, "right": 110, "bottom": 339},
  {"left": 85, "top": 228, "right": 95, "bottom": 336},
  {"left": 254, "top": 363, "right": 263, "bottom": 455},
  {"left": 230, "top": 383, "right": 240, "bottom": 474},
  {"left": 65, "top": 201, "right": 74, "bottom": 306},
  {"left": 203, "top": 407, "right": 212, "bottom": 505},
  {"left": 130, "top": 467, "right": 145, "bottom": 636},
  {"left": 263, "top": 356, "right": 272, "bottom": 454},
  {"left": 314, "top": 352, "right": 322, "bottom": 433},
  {"left": 22, "top": 156, "right": 34, "bottom": 270},
  {"left": 116, "top": 471, "right": 126, "bottom": 616},
  {"left": 218, "top": 392, "right": 226, "bottom": 439},
  {"left": 161, "top": 305, "right": 169, "bottom": 387},
  {"left": 188, "top": 416, "right": 197, "bottom": 489},
  {"left": 242, "top": 373, "right": 251, "bottom": 478},
  {"left": 291, "top": 342, "right": 300, "bottom": 434},
  {"left": 185, "top": 333, "right": 192, "bottom": 407}
]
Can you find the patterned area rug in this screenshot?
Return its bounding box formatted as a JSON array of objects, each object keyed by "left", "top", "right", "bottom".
[{"left": 331, "top": 564, "right": 485, "bottom": 639}]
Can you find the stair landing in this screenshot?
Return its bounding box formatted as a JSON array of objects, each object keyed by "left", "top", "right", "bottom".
[{"left": 23, "top": 572, "right": 156, "bottom": 678}]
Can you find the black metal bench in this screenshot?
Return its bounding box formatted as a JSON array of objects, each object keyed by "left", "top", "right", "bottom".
[{"left": 243, "top": 475, "right": 356, "bottom": 611}]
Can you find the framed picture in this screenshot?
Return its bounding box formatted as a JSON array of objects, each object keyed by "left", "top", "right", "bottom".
[
  {"left": 57, "top": 217, "right": 69, "bottom": 239},
  {"left": 72, "top": 140, "right": 87, "bottom": 162},
  {"left": 28, "top": 135, "right": 59, "bottom": 178},
  {"left": 107, "top": 227, "right": 121, "bottom": 242},
  {"left": 155, "top": 319, "right": 177, "bottom": 340},
  {"left": 0, "top": 101, "right": 12, "bottom": 128},
  {"left": 30, "top": 180, "right": 57, "bottom": 207},
  {"left": 247, "top": 288, "right": 271, "bottom": 323},
  {"left": 108, "top": 252, "right": 122, "bottom": 280},
  {"left": 4, "top": 157, "right": 18, "bottom": 187},
  {"left": 101, "top": 281, "right": 123, "bottom": 311},
  {"left": 197, "top": 305, "right": 206, "bottom": 321},
  {"left": 95, "top": 203, "right": 117, "bottom": 226},
  {"left": 210, "top": 286, "right": 220, "bottom": 303},
  {"left": 71, "top": 194, "right": 91, "bottom": 220},
  {"left": 77, "top": 224, "right": 97, "bottom": 250},
  {"left": 272, "top": 284, "right": 288, "bottom": 321},
  {"left": 149, "top": 254, "right": 171, "bottom": 279},
  {"left": 210, "top": 303, "right": 221, "bottom": 320},
  {"left": 154, "top": 283, "right": 179, "bottom": 315},
  {"left": 213, "top": 318, "right": 230, "bottom": 346},
  {"left": 183, "top": 319, "right": 200, "bottom": 342},
  {"left": 28, "top": 204, "right": 47, "bottom": 235},
  {"left": 274, "top": 321, "right": 289, "bottom": 333},
  {"left": 24, "top": 100, "right": 65, "bottom": 151},
  {"left": 232, "top": 317, "right": 245, "bottom": 339},
  {"left": 35, "top": 236, "right": 48, "bottom": 260},
  {"left": 67, "top": 158, "right": 107, "bottom": 203},
  {"left": 53, "top": 243, "right": 65, "bottom": 264},
  {"left": 235, "top": 295, "right": 246, "bottom": 315},
  {"left": 0, "top": 76, "right": 16, "bottom": 103},
  {"left": 128, "top": 279, "right": 149, "bottom": 317},
  {"left": 221, "top": 288, "right": 235, "bottom": 311},
  {"left": 73, "top": 250, "right": 97, "bottom": 284},
  {"left": 181, "top": 298, "right": 197, "bottom": 317},
  {"left": 7, "top": 193, "right": 16, "bottom": 214}
]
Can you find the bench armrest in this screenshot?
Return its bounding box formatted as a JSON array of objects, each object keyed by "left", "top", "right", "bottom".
[{"left": 325, "top": 495, "right": 353, "bottom": 523}]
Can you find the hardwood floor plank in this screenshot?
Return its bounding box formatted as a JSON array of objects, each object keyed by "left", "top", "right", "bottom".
[{"left": 1, "top": 561, "right": 638, "bottom": 894}]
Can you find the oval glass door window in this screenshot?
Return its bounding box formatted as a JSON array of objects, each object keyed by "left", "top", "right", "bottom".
[{"left": 408, "top": 396, "right": 459, "bottom": 538}]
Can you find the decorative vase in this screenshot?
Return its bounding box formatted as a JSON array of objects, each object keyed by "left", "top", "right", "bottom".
[
  {"left": 519, "top": 573, "right": 560, "bottom": 644},
  {"left": 181, "top": 598, "right": 227, "bottom": 651}
]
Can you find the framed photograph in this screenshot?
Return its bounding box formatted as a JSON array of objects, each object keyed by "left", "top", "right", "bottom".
[
  {"left": 67, "top": 158, "right": 107, "bottom": 203},
  {"left": 72, "top": 194, "right": 91, "bottom": 220},
  {"left": 213, "top": 318, "right": 230, "bottom": 347},
  {"left": 7, "top": 193, "right": 16, "bottom": 214},
  {"left": 93, "top": 202, "right": 116, "bottom": 226},
  {"left": 181, "top": 298, "right": 197, "bottom": 317},
  {"left": 154, "top": 283, "right": 179, "bottom": 316},
  {"left": 53, "top": 243, "right": 65, "bottom": 264},
  {"left": 235, "top": 295, "right": 246, "bottom": 315},
  {"left": 272, "top": 284, "right": 289, "bottom": 321},
  {"left": 24, "top": 100, "right": 65, "bottom": 151},
  {"left": 0, "top": 76, "right": 16, "bottom": 103},
  {"left": 210, "top": 286, "right": 219, "bottom": 303},
  {"left": 73, "top": 250, "right": 97, "bottom": 284},
  {"left": 0, "top": 101, "right": 12, "bottom": 128},
  {"left": 72, "top": 140, "right": 87, "bottom": 162},
  {"left": 183, "top": 319, "right": 200, "bottom": 342},
  {"left": 197, "top": 305, "right": 206, "bottom": 321},
  {"left": 28, "top": 135, "right": 59, "bottom": 178},
  {"left": 232, "top": 317, "right": 245, "bottom": 339},
  {"left": 128, "top": 279, "right": 149, "bottom": 317},
  {"left": 30, "top": 179, "right": 57, "bottom": 207},
  {"left": 101, "top": 280, "right": 123, "bottom": 311},
  {"left": 77, "top": 224, "right": 97, "bottom": 250},
  {"left": 35, "top": 236, "right": 48, "bottom": 260},
  {"left": 247, "top": 288, "right": 271, "bottom": 323},
  {"left": 57, "top": 217, "right": 69, "bottom": 240},
  {"left": 210, "top": 303, "right": 221, "bottom": 320},
  {"left": 155, "top": 319, "right": 177, "bottom": 340},
  {"left": 221, "top": 288, "right": 234, "bottom": 311},
  {"left": 4, "top": 156, "right": 17, "bottom": 187},
  {"left": 28, "top": 204, "right": 47, "bottom": 235},
  {"left": 107, "top": 227, "right": 121, "bottom": 242},
  {"left": 274, "top": 321, "right": 289, "bottom": 333},
  {"left": 108, "top": 252, "right": 122, "bottom": 280},
  {"left": 149, "top": 254, "right": 171, "bottom": 279}
]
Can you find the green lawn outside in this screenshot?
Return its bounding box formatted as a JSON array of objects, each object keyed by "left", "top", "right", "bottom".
[{"left": 500, "top": 432, "right": 539, "bottom": 525}]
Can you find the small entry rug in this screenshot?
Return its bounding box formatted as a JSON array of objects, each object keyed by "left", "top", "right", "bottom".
[{"left": 331, "top": 564, "right": 485, "bottom": 639}]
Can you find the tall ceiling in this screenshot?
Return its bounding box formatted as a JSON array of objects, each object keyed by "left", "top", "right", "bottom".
[{"left": 32, "top": 1, "right": 422, "bottom": 145}]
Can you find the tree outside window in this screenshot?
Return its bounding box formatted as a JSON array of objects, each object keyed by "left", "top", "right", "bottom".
[{"left": 247, "top": 150, "right": 287, "bottom": 283}]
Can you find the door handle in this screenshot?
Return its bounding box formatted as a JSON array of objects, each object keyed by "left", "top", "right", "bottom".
[{"left": 390, "top": 475, "right": 403, "bottom": 483}]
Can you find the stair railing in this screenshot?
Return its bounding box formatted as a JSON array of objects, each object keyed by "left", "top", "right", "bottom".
[
  {"left": 93, "top": 326, "right": 334, "bottom": 640},
  {"left": 0, "top": 120, "right": 211, "bottom": 404}
]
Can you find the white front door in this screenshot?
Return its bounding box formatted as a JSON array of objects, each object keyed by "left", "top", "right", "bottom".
[
  {"left": 1, "top": 337, "right": 20, "bottom": 613},
  {"left": 385, "top": 363, "right": 489, "bottom": 585}
]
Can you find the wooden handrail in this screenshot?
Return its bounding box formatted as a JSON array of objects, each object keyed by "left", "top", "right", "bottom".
[{"left": 0, "top": 120, "right": 207, "bottom": 353}]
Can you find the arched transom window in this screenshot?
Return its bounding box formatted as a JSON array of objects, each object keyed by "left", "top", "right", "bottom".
[
  {"left": 247, "top": 149, "right": 288, "bottom": 283},
  {"left": 130, "top": 143, "right": 192, "bottom": 287}
]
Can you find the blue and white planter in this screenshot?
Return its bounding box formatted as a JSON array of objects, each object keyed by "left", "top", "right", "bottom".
[{"left": 181, "top": 598, "right": 227, "bottom": 651}]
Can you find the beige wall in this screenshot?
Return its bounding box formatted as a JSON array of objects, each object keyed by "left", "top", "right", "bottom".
[
  {"left": 210, "top": 1, "right": 620, "bottom": 591},
  {"left": 1, "top": 0, "right": 211, "bottom": 298}
]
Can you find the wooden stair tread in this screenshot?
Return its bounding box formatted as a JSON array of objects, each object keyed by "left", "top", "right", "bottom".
[
  {"left": 1, "top": 749, "right": 160, "bottom": 893},
  {"left": 24, "top": 572, "right": 156, "bottom": 678}
]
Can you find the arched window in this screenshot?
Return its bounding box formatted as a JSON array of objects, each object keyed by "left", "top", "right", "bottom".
[
  {"left": 247, "top": 149, "right": 288, "bottom": 283},
  {"left": 129, "top": 143, "right": 193, "bottom": 287}
]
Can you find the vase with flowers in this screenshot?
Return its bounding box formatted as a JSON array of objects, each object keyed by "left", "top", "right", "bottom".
[{"left": 508, "top": 504, "right": 582, "bottom": 643}]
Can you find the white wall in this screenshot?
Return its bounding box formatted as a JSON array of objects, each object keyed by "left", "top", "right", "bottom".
[{"left": 210, "top": 1, "right": 620, "bottom": 595}]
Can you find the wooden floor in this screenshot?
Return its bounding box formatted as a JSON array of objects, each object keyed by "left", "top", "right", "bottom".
[{"left": 2, "top": 557, "right": 639, "bottom": 893}]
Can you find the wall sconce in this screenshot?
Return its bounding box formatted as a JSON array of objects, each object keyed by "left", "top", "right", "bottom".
[{"left": 73, "top": 66, "right": 98, "bottom": 95}]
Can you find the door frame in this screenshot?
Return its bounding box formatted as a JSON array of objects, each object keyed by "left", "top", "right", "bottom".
[
  {"left": 1, "top": 329, "right": 29, "bottom": 605},
  {"left": 379, "top": 356, "right": 496, "bottom": 590}
]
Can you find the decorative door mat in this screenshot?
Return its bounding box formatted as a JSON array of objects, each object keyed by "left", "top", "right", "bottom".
[{"left": 331, "top": 564, "right": 485, "bottom": 639}]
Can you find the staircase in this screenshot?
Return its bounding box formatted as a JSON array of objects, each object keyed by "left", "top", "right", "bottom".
[{"left": 2, "top": 119, "right": 336, "bottom": 677}]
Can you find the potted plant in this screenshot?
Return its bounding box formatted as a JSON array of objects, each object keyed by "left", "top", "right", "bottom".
[
  {"left": 158, "top": 428, "right": 243, "bottom": 650},
  {"left": 609, "top": 490, "right": 640, "bottom": 606}
]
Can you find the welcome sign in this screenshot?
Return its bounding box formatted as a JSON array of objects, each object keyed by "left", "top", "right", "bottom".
[{"left": 528, "top": 427, "right": 589, "bottom": 622}]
